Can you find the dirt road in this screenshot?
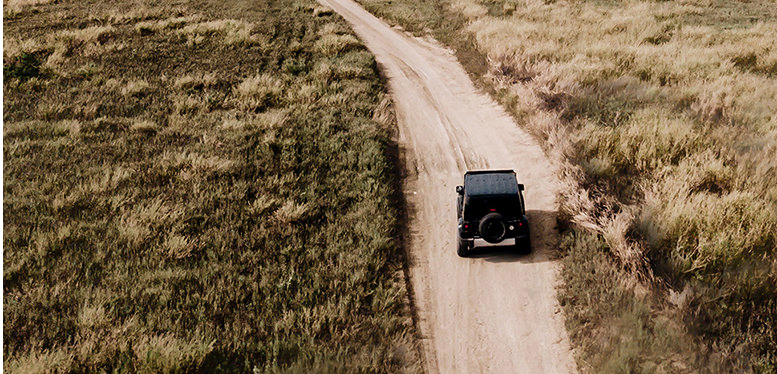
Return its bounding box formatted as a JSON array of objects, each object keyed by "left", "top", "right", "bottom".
[{"left": 319, "top": 0, "right": 578, "bottom": 372}]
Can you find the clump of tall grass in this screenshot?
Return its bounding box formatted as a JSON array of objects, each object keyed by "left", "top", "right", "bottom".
[
  {"left": 315, "top": 33, "right": 361, "bottom": 56},
  {"left": 179, "top": 19, "right": 264, "bottom": 46},
  {"left": 173, "top": 73, "right": 218, "bottom": 91},
  {"left": 121, "top": 80, "right": 151, "bottom": 97},
  {"left": 232, "top": 73, "right": 286, "bottom": 112}
]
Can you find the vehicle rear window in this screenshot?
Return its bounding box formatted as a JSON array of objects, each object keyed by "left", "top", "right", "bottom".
[{"left": 464, "top": 195, "right": 521, "bottom": 219}]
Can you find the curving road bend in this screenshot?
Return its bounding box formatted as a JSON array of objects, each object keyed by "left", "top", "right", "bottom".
[{"left": 318, "top": 0, "right": 579, "bottom": 372}]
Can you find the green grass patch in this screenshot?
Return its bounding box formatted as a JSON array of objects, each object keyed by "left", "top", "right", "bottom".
[{"left": 3, "top": 0, "right": 421, "bottom": 372}]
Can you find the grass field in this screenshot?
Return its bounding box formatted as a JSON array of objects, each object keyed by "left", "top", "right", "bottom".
[
  {"left": 356, "top": 0, "right": 777, "bottom": 372},
  {"left": 3, "top": 0, "right": 422, "bottom": 372}
]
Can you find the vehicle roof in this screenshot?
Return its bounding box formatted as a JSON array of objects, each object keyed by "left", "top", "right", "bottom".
[{"left": 464, "top": 170, "right": 519, "bottom": 196}]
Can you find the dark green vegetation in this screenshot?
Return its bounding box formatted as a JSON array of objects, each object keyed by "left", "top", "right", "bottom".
[
  {"left": 3, "top": 0, "right": 421, "bottom": 372},
  {"left": 356, "top": 0, "right": 777, "bottom": 372}
]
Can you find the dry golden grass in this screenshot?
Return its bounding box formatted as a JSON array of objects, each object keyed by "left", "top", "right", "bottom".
[
  {"left": 474, "top": 0, "right": 777, "bottom": 371},
  {"left": 356, "top": 0, "right": 777, "bottom": 371}
]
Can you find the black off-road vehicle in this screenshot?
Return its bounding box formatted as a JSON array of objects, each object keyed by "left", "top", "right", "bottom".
[{"left": 455, "top": 170, "right": 530, "bottom": 257}]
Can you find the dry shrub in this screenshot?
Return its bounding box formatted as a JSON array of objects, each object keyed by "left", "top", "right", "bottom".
[
  {"left": 691, "top": 74, "right": 777, "bottom": 127},
  {"left": 220, "top": 110, "right": 289, "bottom": 131},
  {"left": 372, "top": 95, "right": 394, "bottom": 129},
  {"left": 220, "top": 117, "right": 246, "bottom": 131},
  {"left": 7, "top": 0, "right": 52, "bottom": 6},
  {"left": 58, "top": 26, "right": 116, "bottom": 46},
  {"left": 312, "top": 61, "right": 335, "bottom": 82}
]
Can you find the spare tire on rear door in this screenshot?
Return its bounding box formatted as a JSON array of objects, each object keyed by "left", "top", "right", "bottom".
[{"left": 479, "top": 212, "right": 506, "bottom": 243}]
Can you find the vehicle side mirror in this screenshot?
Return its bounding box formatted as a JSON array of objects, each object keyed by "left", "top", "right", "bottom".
[
  {"left": 518, "top": 184, "right": 525, "bottom": 191},
  {"left": 456, "top": 185, "right": 464, "bottom": 195}
]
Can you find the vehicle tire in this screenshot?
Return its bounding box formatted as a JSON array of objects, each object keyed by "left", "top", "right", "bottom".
[
  {"left": 457, "top": 238, "right": 469, "bottom": 257},
  {"left": 479, "top": 213, "right": 506, "bottom": 244}
]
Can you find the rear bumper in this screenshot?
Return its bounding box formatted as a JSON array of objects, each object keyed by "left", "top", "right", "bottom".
[
  {"left": 462, "top": 234, "right": 528, "bottom": 248},
  {"left": 473, "top": 238, "right": 515, "bottom": 247}
]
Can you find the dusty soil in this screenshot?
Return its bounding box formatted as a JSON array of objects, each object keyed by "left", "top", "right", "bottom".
[{"left": 319, "top": 0, "right": 578, "bottom": 372}]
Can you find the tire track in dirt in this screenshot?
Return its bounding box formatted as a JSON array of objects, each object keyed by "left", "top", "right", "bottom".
[{"left": 318, "top": 0, "right": 579, "bottom": 372}]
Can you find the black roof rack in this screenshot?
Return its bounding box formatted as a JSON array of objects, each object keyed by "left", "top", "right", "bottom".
[{"left": 464, "top": 170, "right": 520, "bottom": 196}]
